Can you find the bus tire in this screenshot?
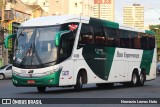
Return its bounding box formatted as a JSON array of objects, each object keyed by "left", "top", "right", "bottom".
[
  {"left": 137, "top": 72, "right": 146, "bottom": 86},
  {"left": 37, "top": 86, "right": 46, "bottom": 93},
  {"left": 130, "top": 72, "right": 138, "bottom": 87},
  {"left": 74, "top": 73, "right": 83, "bottom": 91}
]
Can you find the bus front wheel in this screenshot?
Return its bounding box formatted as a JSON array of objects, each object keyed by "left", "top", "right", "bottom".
[
  {"left": 74, "top": 73, "right": 83, "bottom": 91},
  {"left": 37, "top": 86, "right": 46, "bottom": 93}
]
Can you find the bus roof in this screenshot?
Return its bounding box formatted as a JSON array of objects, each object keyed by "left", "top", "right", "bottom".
[
  {"left": 20, "top": 15, "right": 90, "bottom": 27},
  {"left": 20, "top": 15, "right": 154, "bottom": 35}
]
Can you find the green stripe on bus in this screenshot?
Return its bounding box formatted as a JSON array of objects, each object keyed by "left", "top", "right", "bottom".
[
  {"left": 89, "top": 18, "right": 119, "bottom": 29},
  {"left": 145, "top": 30, "right": 155, "bottom": 35},
  {"left": 140, "top": 49, "right": 154, "bottom": 75},
  {"left": 82, "top": 46, "right": 115, "bottom": 80},
  {"left": 105, "top": 47, "right": 116, "bottom": 79}
]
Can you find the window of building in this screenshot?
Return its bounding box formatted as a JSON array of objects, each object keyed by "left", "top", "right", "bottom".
[
  {"left": 75, "top": 3, "right": 78, "bottom": 7},
  {"left": 43, "top": 2, "right": 45, "bottom": 5}
]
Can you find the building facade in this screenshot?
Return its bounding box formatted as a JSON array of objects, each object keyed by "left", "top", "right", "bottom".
[
  {"left": 93, "top": 0, "right": 114, "bottom": 21},
  {"left": 49, "top": 0, "right": 94, "bottom": 17},
  {"left": 123, "top": 4, "right": 144, "bottom": 29},
  {"left": 0, "top": 0, "right": 45, "bottom": 66},
  {"left": 21, "top": 0, "right": 49, "bottom": 13}
]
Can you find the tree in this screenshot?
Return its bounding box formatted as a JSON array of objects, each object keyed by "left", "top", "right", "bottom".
[{"left": 150, "top": 25, "right": 160, "bottom": 60}]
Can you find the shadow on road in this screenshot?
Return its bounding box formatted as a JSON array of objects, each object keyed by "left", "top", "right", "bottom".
[{"left": 18, "top": 84, "right": 151, "bottom": 95}]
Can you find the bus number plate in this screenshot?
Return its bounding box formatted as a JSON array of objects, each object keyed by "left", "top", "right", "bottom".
[{"left": 27, "top": 80, "right": 35, "bottom": 84}]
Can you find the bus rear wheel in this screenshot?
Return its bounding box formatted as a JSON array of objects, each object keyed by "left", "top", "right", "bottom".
[
  {"left": 37, "top": 86, "right": 46, "bottom": 93},
  {"left": 130, "top": 72, "right": 138, "bottom": 87},
  {"left": 137, "top": 72, "right": 145, "bottom": 86}
]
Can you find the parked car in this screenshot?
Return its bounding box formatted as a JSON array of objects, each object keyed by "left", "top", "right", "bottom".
[{"left": 0, "top": 64, "right": 12, "bottom": 80}]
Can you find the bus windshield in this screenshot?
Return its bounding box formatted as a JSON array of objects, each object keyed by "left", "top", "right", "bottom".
[{"left": 14, "top": 26, "right": 60, "bottom": 66}]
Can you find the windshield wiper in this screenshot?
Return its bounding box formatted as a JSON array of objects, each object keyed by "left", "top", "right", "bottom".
[
  {"left": 32, "top": 48, "right": 43, "bottom": 65},
  {"left": 20, "top": 44, "right": 33, "bottom": 65}
]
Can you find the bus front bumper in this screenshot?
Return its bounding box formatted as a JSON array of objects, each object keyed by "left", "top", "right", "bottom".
[{"left": 12, "top": 71, "right": 61, "bottom": 87}]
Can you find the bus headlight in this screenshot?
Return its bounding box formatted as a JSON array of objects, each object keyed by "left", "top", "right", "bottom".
[
  {"left": 13, "top": 70, "right": 20, "bottom": 75},
  {"left": 43, "top": 67, "right": 60, "bottom": 75},
  {"left": 43, "top": 70, "right": 55, "bottom": 75}
]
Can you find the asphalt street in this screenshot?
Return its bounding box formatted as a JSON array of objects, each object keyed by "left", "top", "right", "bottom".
[{"left": 0, "top": 76, "right": 160, "bottom": 107}]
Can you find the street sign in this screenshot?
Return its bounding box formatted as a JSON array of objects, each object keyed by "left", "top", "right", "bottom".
[{"left": 8, "top": 23, "right": 12, "bottom": 51}]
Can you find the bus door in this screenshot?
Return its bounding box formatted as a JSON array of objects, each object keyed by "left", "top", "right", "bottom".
[{"left": 58, "top": 32, "right": 75, "bottom": 85}]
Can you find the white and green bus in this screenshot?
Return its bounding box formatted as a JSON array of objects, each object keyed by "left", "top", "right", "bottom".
[{"left": 5, "top": 15, "right": 156, "bottom": 92}]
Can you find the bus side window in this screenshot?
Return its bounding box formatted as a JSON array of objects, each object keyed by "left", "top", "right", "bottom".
[
  {"left": 120, "top": 30, "right": 130, "bottom": 48},
  {"left": 148, "top": 34, "right": 155, "bottom": 50},
  {"left": 134, "top": 33, "right": 141, "bottom": 49},
  {"left": 78, "top": 24, "right": 93, "bottom": 48},
  {"left": 130, "top": 31, "right": 136, "bottom": 49},
  {"left": 141, "top": 33, "right": 148, "bottom": 50},
  {"left": 106, "top": 28, "right": 119, "bottom": 47},
  {"left": 93, "top": 26, "right": 106, "bottom": 45}
]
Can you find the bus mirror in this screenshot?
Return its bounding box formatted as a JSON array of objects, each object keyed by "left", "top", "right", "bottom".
[
  {"left": 54, "top": 32, "right": 61, "bottom": 47},
  {"left": 4, "top": 34, "right": 16, "bottom": 49},
  {"left": 54, "top": 30, "right": 70, "bottom": 47}
]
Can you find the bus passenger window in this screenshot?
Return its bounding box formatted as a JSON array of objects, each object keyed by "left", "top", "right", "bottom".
[
  {"left": 141, "top": 33, "right": 148, "bottom": 50},
  {"left": 134, "top": 33, "right": 141, "bottom": 49},
  {"left": 130, "top": 31, "right": 136, "bottom": 49},
  {"left": 106, "top": 28, "right": 119, "bottom": 47},
  {"left": 93, "top": 26, "right": 106, "bottom": 45},
  {"left": 78, "top": 24, "right": 93, "bottom": 48},
  {"left": 120, "top": 30, "right": 130, "bottom": 48},
  {"left": 148, "top": 35, "right": 155, "bottom": 50}
]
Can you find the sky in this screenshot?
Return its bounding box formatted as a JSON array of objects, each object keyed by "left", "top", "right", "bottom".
[{"left": 114, "top": 0, "right": 160, "bottom": 26}]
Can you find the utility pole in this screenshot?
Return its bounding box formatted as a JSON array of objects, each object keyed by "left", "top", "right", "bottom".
[
  {"left": 0, "top": 0, "right": 5, "bottom": 67},
  {"left": 1, "top": 0, "right": 5, "bottom": 28}
]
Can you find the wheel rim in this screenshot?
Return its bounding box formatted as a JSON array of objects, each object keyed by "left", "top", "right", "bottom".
[
  {"left": 133, "top": 74, "right": 137, "bottom": 84},
  {"left": 79, "top": 76, "right": 82, "bottom": 88}
]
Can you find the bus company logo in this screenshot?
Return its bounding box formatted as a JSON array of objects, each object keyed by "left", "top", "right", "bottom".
[
  {"left": 95, "top": 48, "right": 105, "bottom": 55},
  {"left": 28, "top": 70, "right": 34, "bottom": 74}
]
